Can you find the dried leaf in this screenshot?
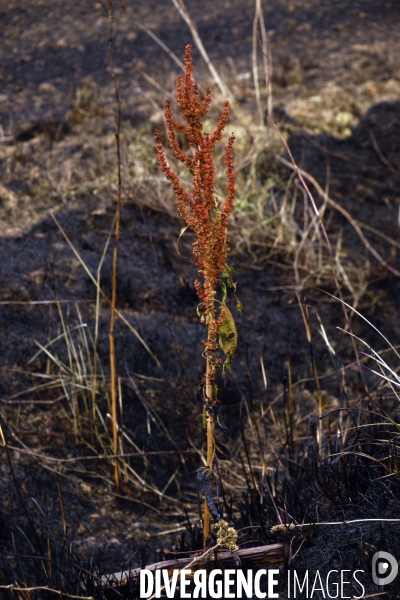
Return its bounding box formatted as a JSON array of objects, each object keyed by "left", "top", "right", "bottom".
[
  {"left": 213, "top": 433, "right": 231, "bottom": 460},
  {"left": 176, "top": 225, "right": 189, "bottom": 255},
  {"left": 196, "top": 303, "right": 206, "bottom": 323},
  {"left": 215, "top": 404, "right": 227, "bottom": 431},
  {"left": 197, "top": 467, "right": 220, "bottom": 521}
]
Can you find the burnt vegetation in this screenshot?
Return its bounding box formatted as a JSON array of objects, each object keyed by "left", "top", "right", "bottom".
[{"left": 1, "top": 0, "right": 400, "bottom": 598}]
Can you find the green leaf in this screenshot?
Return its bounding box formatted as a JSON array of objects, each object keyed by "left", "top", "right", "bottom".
[
  {"left": 221, "top": 262, "right": 243, "bottom": 313},
  {"left": 220, "top": 279, "right": 227, "bottom": 303},
  {"left": 221, "top": 263, "right": 236, "bottom": 288},
  {"left": 218, "top": 302, "right": 237, "bottom": 373}
]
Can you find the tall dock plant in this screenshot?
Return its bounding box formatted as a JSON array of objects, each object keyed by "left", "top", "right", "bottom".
[{"left": 155, "top": 45, "right": 240, "bottom": 545}]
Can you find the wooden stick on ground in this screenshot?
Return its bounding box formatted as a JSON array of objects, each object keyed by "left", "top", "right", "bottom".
[{"left": 101, "top": 543, "right": 286, "bottom": 589}]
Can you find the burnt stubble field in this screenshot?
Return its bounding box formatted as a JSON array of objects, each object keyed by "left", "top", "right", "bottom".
[{"left": 1, "top": 1, "right": 400, "bottom": 598}]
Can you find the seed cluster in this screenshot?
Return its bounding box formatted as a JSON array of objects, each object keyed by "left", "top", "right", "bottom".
[{"left": 155, "top": 45, "right": 236, "bottom": 356}]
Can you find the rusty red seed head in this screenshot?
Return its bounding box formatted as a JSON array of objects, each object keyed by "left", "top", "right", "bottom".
[{"left": 155, "top": 44, "right": 236, "bottom": 353}]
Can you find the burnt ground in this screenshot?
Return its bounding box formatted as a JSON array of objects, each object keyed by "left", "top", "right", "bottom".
[{"left": 1, "top": 0, "right": 400, "bottom": 598}]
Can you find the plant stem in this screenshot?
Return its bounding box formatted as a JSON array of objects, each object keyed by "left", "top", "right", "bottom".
[
  {"left": 107, "top": 0, "right": 121, "bottom": 493},
  {"left": 204, "top": 323, "right": 215, "bottom": 545}
]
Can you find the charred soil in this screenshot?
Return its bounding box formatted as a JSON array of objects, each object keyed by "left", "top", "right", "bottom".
[{"left": 1, "top": 1, "right": 400, "bottom": 598}]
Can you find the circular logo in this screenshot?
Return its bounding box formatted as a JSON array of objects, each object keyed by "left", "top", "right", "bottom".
[{"left": 372, "top": 551, "right": 398, "bottom": 586}]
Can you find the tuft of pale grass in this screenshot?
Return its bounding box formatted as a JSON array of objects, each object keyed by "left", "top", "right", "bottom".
[{"left": 28, "top": 304, "right": 111, "bottom": 446}]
